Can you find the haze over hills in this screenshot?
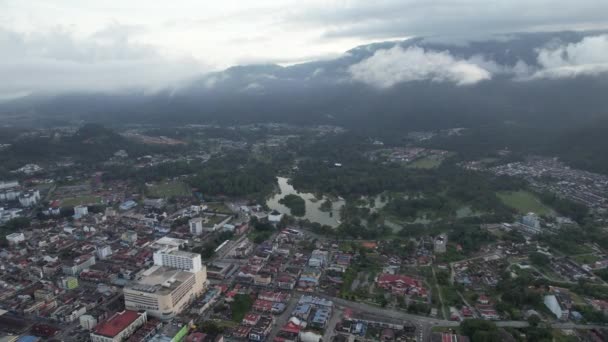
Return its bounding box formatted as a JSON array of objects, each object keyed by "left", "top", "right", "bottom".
[{"left": 2, "top": 30, "right": 607, "bottom": 132}]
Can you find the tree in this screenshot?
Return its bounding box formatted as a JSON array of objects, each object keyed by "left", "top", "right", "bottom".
[
  {"left": 461, "top": 319, "right": 499, "bottom": 342},
  {"left": 529, "top": 252, "right": 550, "bottom": 267},
  {"left": 527, "top": 314, "right": 541, "bottom": 327}
]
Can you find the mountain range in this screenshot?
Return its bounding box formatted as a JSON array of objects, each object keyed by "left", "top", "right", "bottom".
[{"left": 1, "top": 30, "right": 606, "bottom": 129}]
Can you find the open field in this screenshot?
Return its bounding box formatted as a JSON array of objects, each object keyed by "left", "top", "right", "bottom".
[
  {"left": 407, "top": 155, "right": 444, "bottom": 169},
  {"left": 205, "top": 202, "right": 233, "bottom": 214},
  {"left": 60, "top": 195, "right": 102, "bottom": 207},
  {"left": 497, "top": 190, "right": 552, "bottom": 215},
  {"left": 146, "top": 181, "right": 190, "bottom": 198},
  {"left": 572, "top": 254, "right": 601, "bottom": 265}
]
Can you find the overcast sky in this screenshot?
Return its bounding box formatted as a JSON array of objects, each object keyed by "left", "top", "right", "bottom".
[{"left": 1, "top": 0, "right": 608, "bottom": 97}]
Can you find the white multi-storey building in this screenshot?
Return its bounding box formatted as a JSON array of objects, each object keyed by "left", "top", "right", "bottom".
[
  {"left": 74, "top": 205, "right": 89, "bottom": 219},
  {"left": 123, "top": 266, "right": 206, "bottom": 320},
  {"left": 153, "top": 247, "right": 203, "bottom": 272}
]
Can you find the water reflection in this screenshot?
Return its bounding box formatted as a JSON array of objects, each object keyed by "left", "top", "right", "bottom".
[{"left": 266, "top": 177, "right": 344, "bottom": 227}]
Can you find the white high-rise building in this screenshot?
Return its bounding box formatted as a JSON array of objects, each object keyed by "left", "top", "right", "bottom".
[
  {"left": 96, "top": 245, "right": 113, "bottom": 260},
  {"left": 0, "top": 181, "right": 19, "bottom": 190},
  {"left": 189, "top": 217, "right": 203, "bottom": 235},
  {"left": 19, "top": 190, "right": 40, "bottom": 207},
  {"left": 153, "top": 247, "right": 203, "bottom": 272}
]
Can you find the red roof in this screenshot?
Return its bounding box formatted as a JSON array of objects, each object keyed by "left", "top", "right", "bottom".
[
  {"left": 377, "top": 274, "right": 420, "bottom": 287},
  {"left": 281, "top": 322, "right": 301, "bottom": 334},
  {"left": 94, "top": 310, "right": 143, "bottom": 337}
]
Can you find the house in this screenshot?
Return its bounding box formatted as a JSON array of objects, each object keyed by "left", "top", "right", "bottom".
[
  {"left": 277, "top": 274, "right": 296, "bottom": 290},
  {"left": 310, "top": 308, "right": 331, "bottom": 329},
  {"left": 376, "top": 274, "right": 427, "bottom": 298},
  {"left": 308, "top": 250, "right": 329, "bottom": 268},
  {"left": 268, "top": 211, "right": 283, "bottom": 223},
  {"left": 254, "top": 273, "right": 272, "bottom": 287},
  {"left": 242, "top": 313, "right": 261, "bottom": 326},
  {"left": 478, "top": 294, "right": 490, "bottom": 305},
  {"left": 249, "top": 316, "right": 274, "bottom": 341}
]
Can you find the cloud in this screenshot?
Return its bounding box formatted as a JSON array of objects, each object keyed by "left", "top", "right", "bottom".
[
  {"left": 530, "top": 35, "right": 608, "bottom": 79},
  {"left": 348, "top": 46, "right": 492, "bottom": 87},
  {"left": 0, "top": 25, "right": 207, "bottom": 97},
  {"left": 294, "top": 0, "right": 608, "bottom": 40}
]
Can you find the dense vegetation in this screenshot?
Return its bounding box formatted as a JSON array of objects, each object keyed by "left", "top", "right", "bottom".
[
  {"left": 0, "top": 124, "right": 186, "bottom": 169},
  {"left": 278, "top": 194, "right": 306, "bottom": 216},
  {"left": 188, "top": 153, "right": 278, "bottom": 199}
]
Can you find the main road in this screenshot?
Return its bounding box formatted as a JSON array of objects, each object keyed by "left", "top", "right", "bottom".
[{"left": 312, "top": 293, "right": 607, "bottom": 341}]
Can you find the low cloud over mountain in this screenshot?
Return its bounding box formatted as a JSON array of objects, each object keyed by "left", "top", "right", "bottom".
[{"left": 348, "top": 46, "right": 493, "bottom": 87}]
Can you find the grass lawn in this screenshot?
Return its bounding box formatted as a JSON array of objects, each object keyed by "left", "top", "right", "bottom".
[
  {"left": 211, "top": 319, "right": 239, "bottom": 329},
  {"left": 61, "top": 195, "right": 101, "bottom": 206},
  {"left": 497, "top": 190, "right": 553, "bottom": 215},
  {"left": 230, "top": 294, "right": 254, "bottom": 322},
  {"left": 572, "top": 254, "right": 600, "bottom": 265},
  {"left": 407, "top": 155, "right": 444, "bottom": 169},
  {"left": 146, "top": 181, "right": 190, "bottom": 198},
  {"left": 205, "top": 202, "right": 233, "bottom": 214}
]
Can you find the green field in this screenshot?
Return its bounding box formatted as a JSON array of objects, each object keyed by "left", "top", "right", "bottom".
[
  {"left": 572, "top": 254, "right": 600, "bottom": 265},
  {"left": 407, "top": 155, "right": 444, "bottom": 169},
  {"left": 146, "top": 181, "right": 190, "bottom": 198},
  {"left": 61, "top": 195, "right": 102, "bottom": 206},
  {"left": 205, "top": 202, "right": 233, "bottom": 214},
  {"left": 497, "top": 190, "right": 553, "bottom": 215}
]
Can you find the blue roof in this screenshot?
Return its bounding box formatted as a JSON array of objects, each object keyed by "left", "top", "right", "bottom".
[
  {"left": 18, "top": 336, "right": 39, "bottom": 342},
  {"left": 293, "top": 303, "right": 311, "bottom": 315}
]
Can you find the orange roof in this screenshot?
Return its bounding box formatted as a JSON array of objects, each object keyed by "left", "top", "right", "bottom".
[
  {"left": 93, "top": 311, "right": 142, "bottom": 338},
  {"left": 360, "top": 241, "right": 377, "bottom": 249}
]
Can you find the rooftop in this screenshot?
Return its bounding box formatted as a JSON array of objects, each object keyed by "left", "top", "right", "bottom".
[
  {"left": 127, "top": 266, "right": 194, "bottom": 295},
  {"left": 93, "top": 310, "right": 144, "bottom": 338}
]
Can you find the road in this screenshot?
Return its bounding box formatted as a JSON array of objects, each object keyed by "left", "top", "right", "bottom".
[
  {"left": 266, "top": 294, "right": 301, "bottom": 342},
  {"left": 311, "top": 293, "right": 608, "bottom": 341},
  {"left": 322, "top": 307, "right": 343, "bottom": 342}
]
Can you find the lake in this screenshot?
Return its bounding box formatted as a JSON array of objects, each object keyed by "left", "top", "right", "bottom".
[{"left": 266, "top": 177, "right": 345, "bottom": 227}]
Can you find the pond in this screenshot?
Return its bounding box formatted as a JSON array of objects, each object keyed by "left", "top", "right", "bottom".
[{"left": 266, "top": 177, "right": 345, "bottom": 227}]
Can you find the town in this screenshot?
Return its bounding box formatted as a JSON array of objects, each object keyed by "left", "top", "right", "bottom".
[{"left": 0, "top": 123, "right": 608, "bottom": 342}]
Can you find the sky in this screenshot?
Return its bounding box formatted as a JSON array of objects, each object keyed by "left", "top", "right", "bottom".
[{"left": 1, "top": 0, "right": 608, "bottom": 97}]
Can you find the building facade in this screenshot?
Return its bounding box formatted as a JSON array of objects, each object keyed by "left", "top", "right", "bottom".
[{"left": 90, "top": 310, "right": 147, "bottom": 342}]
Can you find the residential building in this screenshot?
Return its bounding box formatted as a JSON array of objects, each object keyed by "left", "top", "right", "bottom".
[
  {"left": 376, "top": 274, "right": 427, "bottom": 298},
  {"left": 74, "top": 205, "right": 89, "bottom": 219},
  {"left": 61, "top": 276, "right": 79, "bottom": 290},
  {"left": 62, "top": 254, "right": 96, "bottom": 276},
  {"left": 308, "top": 250, "right": 329, "bottom": 268},
  {"left": 122, "top": 230, "right": 138, "bottom": 244},
  {"left": 190, "top": 215, "right": 232, "bottom": 235},
  {"left": 19, "top": 190, "right": 40, "bottom": 207},
  {"left": 119, "top": 200, "right": 138, "bottom": 211},
  {"left": 90, "top": 310, "right": 147, "bottom": 342},
  {"left": 6, "top": 232, "right": 25, "bottom": 245},
  {"left": 434, "top": 234, "right": 447, "bottom": 254},
  {"left": 189, "top": 217, "right": 203, "bottom": 235},
  {"left": 80, "top": 315, "right": 98, "bottom": 330},
  {"left": 96, "top": 245, "right": 113, "bottom": 260},
  {"left": 0, "top": 180, "right": 18, "bottom": 190},
  {"left": 522, "top": 213, "right": 541, "bottom": 229},
  {"left": 268, "top": 211, "right": 283, "bottom": 223}
]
